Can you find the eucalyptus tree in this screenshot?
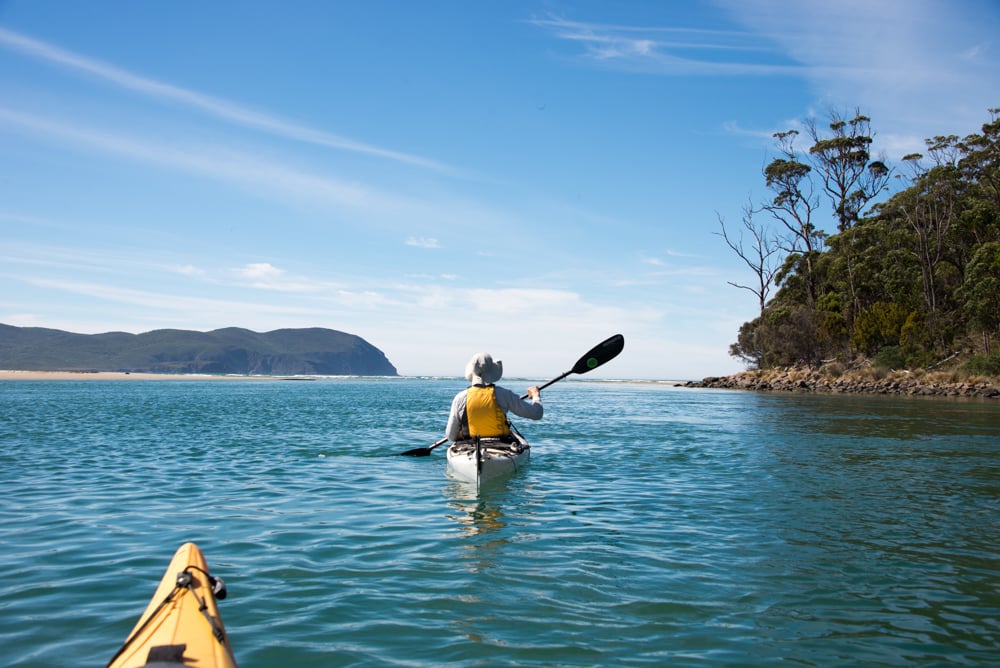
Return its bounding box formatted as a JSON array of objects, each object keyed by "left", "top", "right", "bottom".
[
  {"left": 956, "top": 111, "right": 1000, "bottom": 355},
  {"left": 804, "top": 110, "right": 893, "bottom": 319},
  {"left": 962, "top": 241, "right": 1000, "bottom": 354},
  {"left": 761, "top": 129, "right": 825, "bottom": 305},
  {"left": 958, "top": 108, "right": 1000, "bottom": 212},
  {"left": 806, "top": 110, "right": 892, "bottom": 232},
  {"left": 895, "top": 164, "right": 963, "bottom": 315}
]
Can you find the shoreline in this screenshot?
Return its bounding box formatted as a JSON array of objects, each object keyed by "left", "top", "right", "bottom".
[
  {"left": 685, "top": 368, "right": 1000, "bottom": 400},
  {"left": 2, "top": 369, "right": 995, "bottom": 399},
  {"left": 0, "top": 370, "right": 689, "bottom": 385}
]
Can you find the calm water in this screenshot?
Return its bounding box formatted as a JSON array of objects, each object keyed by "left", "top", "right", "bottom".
[{"left": 1, "top": 378, "right": 998, "bottom": 667}]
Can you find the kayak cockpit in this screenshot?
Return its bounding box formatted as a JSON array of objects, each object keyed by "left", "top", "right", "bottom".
[{"left": 446, "top": 431, "right": 530, "bottom": 486}]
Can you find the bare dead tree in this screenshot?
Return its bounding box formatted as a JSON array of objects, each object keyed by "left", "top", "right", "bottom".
[{"left": 716, "top": 199, "right": 782, "bottom": 314}]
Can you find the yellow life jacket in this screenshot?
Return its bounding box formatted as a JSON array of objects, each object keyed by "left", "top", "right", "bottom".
[{"left": 466, "top": 385, "right": 510, "bottom": 438}]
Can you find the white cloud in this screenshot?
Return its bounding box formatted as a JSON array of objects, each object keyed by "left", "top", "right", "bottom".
[
  {"left": 229, "top": 263, "right": 334, "bottom": 293},
  {"left": 237, "top": 263, "right": 284, "bottom": 280},
  {"left": 172, "top": 264, "right": 207, "bottom": 278},
  {"left": 405, "top": 237, "right": 440, "bottom": 249},
  {"left": 4, "top": 252, "right": 748, "bottom": 378}
]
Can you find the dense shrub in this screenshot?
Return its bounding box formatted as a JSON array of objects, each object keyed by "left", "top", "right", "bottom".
[
  {"left": 963, "top": 353, "right": 1000, "bottom": 376},
  {"left": 874, "top": 346, "right": 907, "bottom": 370}
]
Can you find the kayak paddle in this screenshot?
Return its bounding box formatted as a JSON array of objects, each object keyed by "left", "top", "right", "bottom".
[
  {"left": 399, "top": 436, "right": 449, "bottom": 458},
  {"left": 519, "top": 333, "right": 625, "bottom": 398},
  {"left": 399, "top": 333, "right": 625, "bottom": 457}
]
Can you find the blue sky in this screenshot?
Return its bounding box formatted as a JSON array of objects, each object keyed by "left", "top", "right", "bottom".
[{"left": 1, "top": 1, "right": 998, "bottom": 380}]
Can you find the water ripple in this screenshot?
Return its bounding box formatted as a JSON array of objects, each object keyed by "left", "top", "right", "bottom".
[{"left": 1, "top": 380, "right": 997, "bottom": 666}]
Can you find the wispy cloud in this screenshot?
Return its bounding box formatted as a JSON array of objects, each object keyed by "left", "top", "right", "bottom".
[
  {"left": 716, "top": 0, "right": 1000, "bottom": 152},
  {"left": 0, "top": 26, "right": 449, "bottom": 171},
  {"left": 0, "top": 107, "right": 401, "bottom": 213},
  {"left": 0, "top": 105, "right": 515, "bottom": 233},
  {"left": 21, "top": 276, "right": 316, "bottom": 315},
  {"left": 532, "top": 4, "right": 999, "bottom": 156},
  {"left": 526, "top": 15, "right": 799, "bottom": 76}
]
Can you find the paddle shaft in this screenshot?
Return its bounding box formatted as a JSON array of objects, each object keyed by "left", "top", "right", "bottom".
[
  {"left": 521, "top": 333, "right": 625, "bottom": 398},
  {"left": 425, "top": 437, "right": 448, "bottom": 453},
  {"left": 520, "top": 370, "right": 571, "bottom": 398}
]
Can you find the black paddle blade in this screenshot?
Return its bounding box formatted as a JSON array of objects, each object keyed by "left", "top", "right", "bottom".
[
  {"left": 399, "top": 437, "right": 449, "bottom": 457},
  {"left": 571, "top": 333, "right": 625, "bottom": 375}
]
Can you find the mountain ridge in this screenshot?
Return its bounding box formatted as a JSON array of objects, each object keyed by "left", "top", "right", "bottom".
[{"left": 0, "top": 324, "right": 398, "bottom": 376}]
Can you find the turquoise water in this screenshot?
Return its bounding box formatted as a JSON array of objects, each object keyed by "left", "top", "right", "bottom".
[{"left": 1, "top": 378, "right": 998, "bottom": 667}]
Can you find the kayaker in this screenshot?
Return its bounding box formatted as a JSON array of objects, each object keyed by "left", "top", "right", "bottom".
[{"left": 445, "top": 352, "right": 543, "bottom": 442}]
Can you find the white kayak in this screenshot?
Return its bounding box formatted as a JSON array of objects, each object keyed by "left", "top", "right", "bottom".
[{"left": 446, "top": 430, "right": 530, "bottom": 486}]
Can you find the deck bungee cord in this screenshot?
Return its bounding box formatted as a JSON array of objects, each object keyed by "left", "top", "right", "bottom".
[
  {"left": 106, "top": 543, "right": 236, "bottom": 668},
  {"left": 106, "top": 565, "right": 229, "bottom": 667}
]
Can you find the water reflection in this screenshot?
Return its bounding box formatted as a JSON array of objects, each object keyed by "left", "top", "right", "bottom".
[
  {"left": 444, "top": 481, "right": 508, "bottom": 538},
  {"left": 442, "top": 480, "right": 518, "bottom": 579}
]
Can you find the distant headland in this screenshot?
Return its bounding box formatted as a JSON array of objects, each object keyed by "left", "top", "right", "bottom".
[{"left": 0, "top": 324, "right": 398, "bottom": 377}]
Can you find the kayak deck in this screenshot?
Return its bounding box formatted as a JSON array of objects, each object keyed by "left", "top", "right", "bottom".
[{"left": 107, "top": 542, "right": 236, "bottom": 668}]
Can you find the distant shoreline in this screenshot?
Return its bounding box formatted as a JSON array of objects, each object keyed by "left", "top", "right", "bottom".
[
  {"left": 685, "top": 368, "right": 1000, "bottom": 400},
  {"left": 0, "top": 370, "right": 284, "bottom": 381},
  {"left": 10, "top": 369, "right": 994, "bottom": 398},
  {"left": 0, "top": 370, "right": 690, "bottom": 384}
]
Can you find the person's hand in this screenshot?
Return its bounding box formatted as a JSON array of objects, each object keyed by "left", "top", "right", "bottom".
[{"left": 526, "top": 386, "right": 540, "bottom": 400}]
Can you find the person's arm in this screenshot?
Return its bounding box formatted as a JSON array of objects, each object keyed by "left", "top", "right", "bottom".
[
  {"left": 496, "top": 385, "right": 543, "bottom": 420},
  {"left": 445, "top": 391, "right": 467, "bottom": 440}
]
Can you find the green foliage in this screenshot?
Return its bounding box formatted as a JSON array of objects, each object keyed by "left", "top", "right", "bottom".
[
  {"left": 963, "top": 353, "right": 1000, "bottom": 376},
  {"left": 764, "top": 158, "right": 812, "bottom": 200},
  {"left": 807, "top": 111, "right": 892, "bottom": 230},
  {"left": 731, "top": 304, "right": 822, "bottom": 368},
  {"left": 816, "top": 291, "right": 849, "bottom": 353},
  {"left": 962, "top": 241, "right": 1000, "bottom": 335},
  {"left": 851, "top": 302, "right": 911, "bottom": 355},
  {"left": 899, "top": 311, "right": 930, "bottom": 350},
  {"left": 874, "top": 346, "right": 907, "bottom": 370}
]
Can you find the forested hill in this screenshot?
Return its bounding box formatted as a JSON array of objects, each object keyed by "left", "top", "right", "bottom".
[
  {"left": 722, "top": 107, "right": 1000, "bottom": 378},
  {"left": 0, "top": 325, "right": 398, "bottom": 376}
]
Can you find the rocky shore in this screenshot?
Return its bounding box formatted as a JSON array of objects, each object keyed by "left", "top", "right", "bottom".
[{"left": 686, "top": 367, "right": 1000, "bottom": 399}]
